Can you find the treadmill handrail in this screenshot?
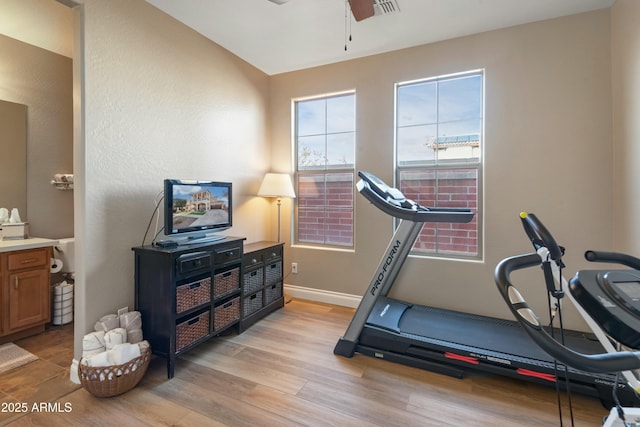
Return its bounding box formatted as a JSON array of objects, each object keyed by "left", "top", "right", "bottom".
[
  {"left": 585, "top": 250, "right": 640, "bottom": 271},
  {"left": 520, "top": 212, "right": 563, "bottom": 262},
  {"left": 357, "top": 171, "right": 474, "bottom": 223},
  {"left": 495, "top": 253, "right": 640, "bottom": 374}
]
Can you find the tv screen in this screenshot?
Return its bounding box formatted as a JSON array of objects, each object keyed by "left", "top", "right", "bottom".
[{"left": 164, "top": 179, "right": 232, "bottom": 240}]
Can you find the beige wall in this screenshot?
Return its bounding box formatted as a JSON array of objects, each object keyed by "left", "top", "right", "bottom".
[
  {"left": 612, "top": 0, "right": 640, "bottom": 255},
  {"left": 0, "top": 33, "right": 73, "bottom": 239},
  {"left": 272, "top": 10, "right": 613, "bottom": 330},
  {"left": 74, "top": 0, "right": 272, "bottom": 358}
]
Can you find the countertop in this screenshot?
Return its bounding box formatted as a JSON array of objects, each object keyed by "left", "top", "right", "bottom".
[{"left": 0, "top": 237, "right": 59, "bottom": 253}]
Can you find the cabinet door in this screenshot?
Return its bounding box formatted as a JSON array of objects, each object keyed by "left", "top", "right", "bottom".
[{"left": 8, "top": 268, "right": 50, "bottom": 331}]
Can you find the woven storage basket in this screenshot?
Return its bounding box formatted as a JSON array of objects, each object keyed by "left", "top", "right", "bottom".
[
  {"left": 176, "top": 311, "right": 209, "bottom": 352},
  {"left": 214, "top": 297, "right": 240, "bottom": 331},
  {"left": 243, "top": 292, "right": 263, "bottom": 317},
  {"left": 265, "top": 261, "right": 282, "bottom": 284},
  {"left": 213, "top": 268, "right": 239, "bottom": 299},
  {"left": 265, "top": 283, "right": 282, "bottom": 305},
  {"left": 176, "top": 276, "right": 211, "bottom": 314},
  {"left": 243, "top": 269, "right": 263, "bottom": 295},
  {"left": 78, "top": 347, "right": 151, "bottom": 398}
]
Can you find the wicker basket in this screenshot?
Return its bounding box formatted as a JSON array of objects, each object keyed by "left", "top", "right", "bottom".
[
  {"left": 265, "top": 261, "right": 282, "bottom": 285},
  {"left": 78, "top": 347, "right": 151, "bottom": 398},
  {"left": 243, "top": 292, "right": 263, "bottom": 317},
  {"left": 214, "top": 297, "right": 240, "bottom": 331},
  {"left": 176, "top": 311, "right": 210, "bottom": 352},
  {"left": 176, "top": 276, "right": 211, "bottom": 314},
  {"left": 243, "top": 269, "right": 263, "bottom": 295},
  {"left": 213, "top": 268, "right": 240, "bottom": 299}
]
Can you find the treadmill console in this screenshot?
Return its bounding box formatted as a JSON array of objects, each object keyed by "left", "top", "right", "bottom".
[
  {"left": 356, "top": 171, "right": 475, "bottom": 224},
  {"left": 601, "top": 270, "right": 640, "bottom": 318},
  {"left": 570, "top": 270, "right": 640, "bottom": 348},
  {"left": 358, "top": 171, "right": 415, "bottom": 208}
]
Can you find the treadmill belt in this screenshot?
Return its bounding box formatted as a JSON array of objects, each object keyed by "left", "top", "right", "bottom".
[{"left": 381, "top": 301, "right": 603, "bottom": 363}]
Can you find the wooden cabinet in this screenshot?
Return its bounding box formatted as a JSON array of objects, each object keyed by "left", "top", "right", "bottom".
[
  {"left": 133, "top": 237, "right": 245, "bottom": 378},
  {"left": 133, "top": 238, "right": 287, "bottom": 378},
  {"left": 0, "top": 246, "right": 51, "bottom": 341},
  {"left": 240, "top": 241, "right": 284, "bottom": 332}
]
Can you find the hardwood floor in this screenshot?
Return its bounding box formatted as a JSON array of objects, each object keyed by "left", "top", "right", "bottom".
[{"left": 0, "top": 299, "right": 612, "bottom": 426}]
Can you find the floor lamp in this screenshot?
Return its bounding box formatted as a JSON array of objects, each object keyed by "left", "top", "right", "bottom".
[{"left": 258, "top": 173, "right": 296, "bottom": 242}]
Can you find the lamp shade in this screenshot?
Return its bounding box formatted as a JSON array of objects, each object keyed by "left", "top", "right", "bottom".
[{"left": 257, "top": 173, "right": 296, "bottom": 198}]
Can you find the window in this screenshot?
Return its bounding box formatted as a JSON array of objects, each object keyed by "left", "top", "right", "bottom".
[
  {"left": 294, "top": 92, "right": 355, "bottom": 247},
  {"left": 396, "top": 71, "right": 483, "bottom": 258}
]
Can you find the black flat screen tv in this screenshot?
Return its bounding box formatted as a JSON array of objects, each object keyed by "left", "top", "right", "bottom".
[{"left": 163, "top": 179, "right": 232, "bottom": 242}]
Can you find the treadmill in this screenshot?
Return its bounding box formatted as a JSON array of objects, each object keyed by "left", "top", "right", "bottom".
[{"left": 334, "top": 171, "right": 637, "bottom": 407}]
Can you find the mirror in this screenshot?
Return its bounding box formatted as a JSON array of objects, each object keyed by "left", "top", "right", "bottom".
[{"left": 0, "top": 100, "right": 27, "bottom": 221}]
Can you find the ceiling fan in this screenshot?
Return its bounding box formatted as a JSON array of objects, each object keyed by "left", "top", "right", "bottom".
[
  {"left": 266, "top": 0, "right": 399, "bottom": 22},
  {"left": 348, "top": 0, "right": 375, "bottom": 21},
  {"left": 350, "top": 0, "right": 400, "bottom": 21}
]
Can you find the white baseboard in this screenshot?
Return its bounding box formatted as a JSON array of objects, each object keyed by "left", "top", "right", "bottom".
[
  {"left": 284, "top": 284, "right": 361, "bottom": 308},
  {"left": 69, "top": 359, "right": 80, "bottom": 384}
]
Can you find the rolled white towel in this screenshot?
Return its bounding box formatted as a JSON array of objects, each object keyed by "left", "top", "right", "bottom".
[
  {"left": 127, "top": 328, "right": 143, "bottom": 344},
  {"left": 110, "top": 343, "right": 141, "bottom": 366},
  {"left": 82, "top": 347, "right": 105, "bottom": 358},
  {"left": 104, "top": 328, "right": 127, "bottom": 350},
  {"left": 81, "top": 350, "right": 113, "bottom": 367},
  {"left": 94, "top": 313, "right": 119, "bottom": 332},
  {"left": 137, "top": 340, "right": 150, "bottom": 353},
  {"left": 119, "top": 311, "right": 142, "bottom": 331},
  {"left": 82, "top": 331, "right": 106, "bottom": 357}
]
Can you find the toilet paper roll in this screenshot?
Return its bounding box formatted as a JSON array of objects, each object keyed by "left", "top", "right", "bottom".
[{"left": 50, "top": 258, "right": 63, "bottom": 273}]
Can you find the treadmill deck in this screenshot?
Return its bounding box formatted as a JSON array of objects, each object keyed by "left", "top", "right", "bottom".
[{"left": 361, "top": 297, "right": 615, "bottom": 379}]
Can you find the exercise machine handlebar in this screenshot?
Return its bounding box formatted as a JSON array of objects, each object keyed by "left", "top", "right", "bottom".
[
  {"left": 495, "top": 253, "right": 640, "bottom": 374},
  {"left": 584, "top": 250, "right": 640, "bottom": 270},
  {"left": 357, "top": 171, "right": 474, "bottom": 223},
  {"left": 519, "top": 212, "right": 563, "bottom": 262}
]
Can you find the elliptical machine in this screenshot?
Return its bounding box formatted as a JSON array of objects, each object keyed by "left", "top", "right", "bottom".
[{"left": 495, "top": 212, "right": 640, "bottom": 426}]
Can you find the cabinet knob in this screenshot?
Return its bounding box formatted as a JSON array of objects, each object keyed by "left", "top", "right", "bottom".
[
  {"left": 251, "top": 258, "right": 258, "bottom": 264},
  {"left": 14, "top": 277, "right": 19, "bottom": 289},
  {"left": 271, "top": 252, "right": 276, "bottom": 258}
]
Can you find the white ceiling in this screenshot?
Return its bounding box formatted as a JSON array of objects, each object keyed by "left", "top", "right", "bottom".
[{"left": 145, "top": 0, "right": 614, "bottom": 76}]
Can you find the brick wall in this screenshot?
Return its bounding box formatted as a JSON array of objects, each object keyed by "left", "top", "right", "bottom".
[
  {"left": 296, "top": 170, "right": 478, "bottom": 255},
  {"left": 400, "top": 169, "right": 478, "bottom": 255},
  {"left": 297, "top": 174, "right": 354, "bottom": 246}
]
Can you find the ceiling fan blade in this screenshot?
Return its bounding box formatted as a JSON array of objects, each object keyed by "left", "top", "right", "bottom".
[{"left": 348, "top": 0, "right": 375, "bottom": 22}]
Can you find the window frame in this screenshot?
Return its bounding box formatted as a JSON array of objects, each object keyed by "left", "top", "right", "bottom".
[
  {"left": 394, "top": 70, "right": 484, "bottom": 261},
  {"left": 293, "top": 90, "right": 356, "bottom": 250}
]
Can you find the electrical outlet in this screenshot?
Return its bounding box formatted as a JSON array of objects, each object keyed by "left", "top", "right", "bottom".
[
  {"left": 291, "top": 262, "right": 298, "bottom": 274},
  {"left": 117, "top": 307, "right": 129, "bottom": 317}
]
